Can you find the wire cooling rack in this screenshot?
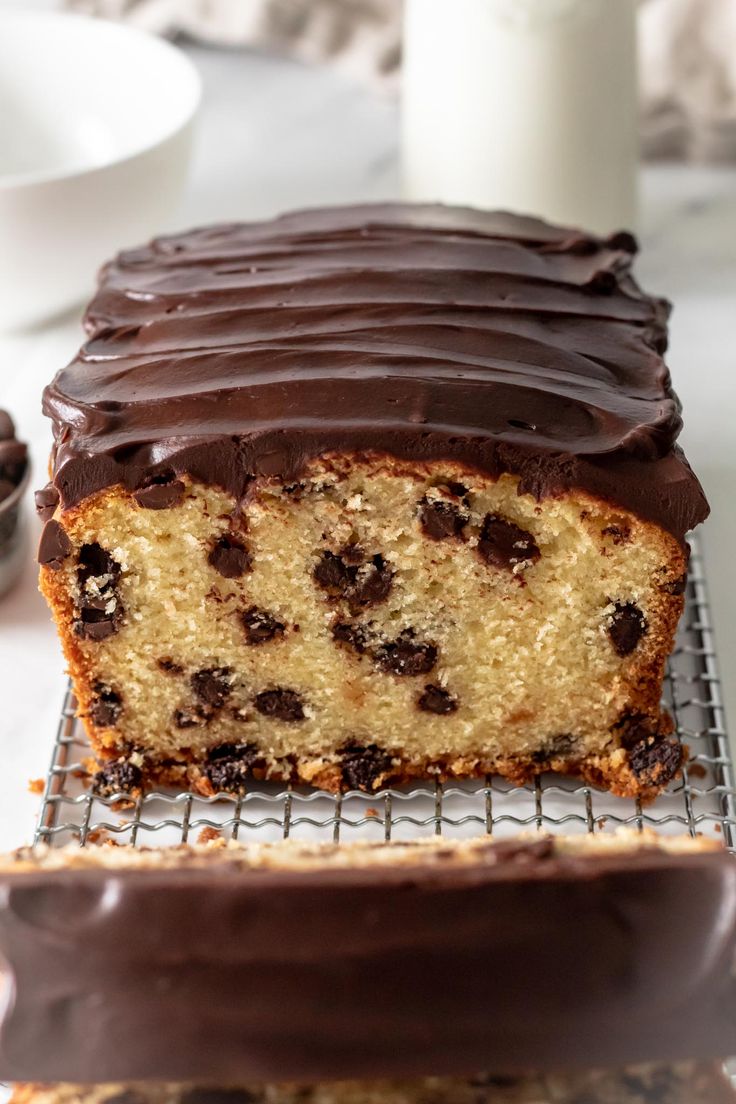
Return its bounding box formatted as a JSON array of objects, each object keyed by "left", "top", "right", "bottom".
[{"left": 33, "top": 536, "right": 735, "bottom": 851}]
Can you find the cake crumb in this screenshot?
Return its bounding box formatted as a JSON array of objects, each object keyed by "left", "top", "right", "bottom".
[
  {"left": 27, "top": 778, "right": 44, "bottom": 795},
  {"left": 198, "top": 826, "right": 222, "bottom": 844}
]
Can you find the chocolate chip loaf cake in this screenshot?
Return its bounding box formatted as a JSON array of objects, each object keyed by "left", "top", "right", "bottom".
[
  {"left": 9, "top": 1065, "right": 736, "bottom": 1104},
  {"left": 37, "top": 205, "right": 709, "bottom": 799},
  {"left": 1, "top": 834, "right": 734, "bottom": 1082}
]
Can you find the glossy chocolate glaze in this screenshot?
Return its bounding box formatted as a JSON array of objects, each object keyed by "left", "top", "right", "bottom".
[
  {"left": 42, "top": 205, "right": 707, "bottom": 541},
  {"left": 0, "top": 843, "right": 734, "bottom": 1082}
]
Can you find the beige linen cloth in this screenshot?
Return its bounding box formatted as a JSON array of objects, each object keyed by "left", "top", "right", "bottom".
[{"left": 67, "top": 0, "right": 736, "bottom": 161}]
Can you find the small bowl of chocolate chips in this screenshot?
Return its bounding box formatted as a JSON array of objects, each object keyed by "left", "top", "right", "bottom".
[{"left": 0, "top": 410, "right": 30, "bottom": 598}]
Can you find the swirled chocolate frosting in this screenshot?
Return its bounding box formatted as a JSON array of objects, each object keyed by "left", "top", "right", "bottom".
[{"left": 43, "top": 204, "right": 708, "bottom": 540}]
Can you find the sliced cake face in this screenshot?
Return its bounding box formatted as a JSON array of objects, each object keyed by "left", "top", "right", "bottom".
[
  {"left": 9, "top": 1066, "right": 736, "bottom": 1104},
  {"left": 37, "top": 204, "right": 708, "bottom": 799},
  {"left": 41, "top": 458, "right": 687, "bottom": 798}
]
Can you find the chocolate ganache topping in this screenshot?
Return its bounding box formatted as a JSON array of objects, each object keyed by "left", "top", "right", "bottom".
[{"left": 43, "top": 204, "right": 708, "bottom": 540}]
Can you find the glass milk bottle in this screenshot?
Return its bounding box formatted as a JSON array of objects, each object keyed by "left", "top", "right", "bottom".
[{"left": 402, "top": 0, "right": 638, "bottom": 234}]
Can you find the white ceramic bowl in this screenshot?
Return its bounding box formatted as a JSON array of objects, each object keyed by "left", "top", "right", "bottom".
[{"left": 0, "top": 10, "right": 201, "bottom": 330}]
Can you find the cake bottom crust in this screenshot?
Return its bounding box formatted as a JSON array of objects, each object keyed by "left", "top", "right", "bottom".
[
  {"left": 9, "top": 1065, "right": 736, "bottom": 1104},
  {"left": 88, "top": 730, "right": 682, "bottom": 803}
]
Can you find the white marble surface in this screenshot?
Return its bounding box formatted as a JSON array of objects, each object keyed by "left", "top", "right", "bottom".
[{"left": 0, "top": 40, "right": 734, "bottom": 852}]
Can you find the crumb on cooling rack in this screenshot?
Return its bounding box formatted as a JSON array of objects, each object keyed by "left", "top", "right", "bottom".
[
  {"left": 197, "top": 826, "right": 222, "bottom": 844},
  {"left": 27, "top": 779, "right": 44, "bottom": 795}
]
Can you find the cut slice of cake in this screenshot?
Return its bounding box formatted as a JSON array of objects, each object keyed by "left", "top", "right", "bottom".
[
  {"left": 0, "top": 833, "right": 733, "bottom": 1083},
  {"left": 9, "top": 1065, "right": 736, "bottom": 1104},
  {"left": 37, "top": 205, "right": 709, "bottom": 799}
]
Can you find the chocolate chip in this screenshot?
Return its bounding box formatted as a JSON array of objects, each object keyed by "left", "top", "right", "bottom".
[
  {"left": 341, "top": 742, "right": 393, "bottom": 792},
  {"left": 74, "top": 613, "right": 118, "bottom": 641},
  {"left": 375, "top": 630, "right": 438, "bottom": 676},
  {"left": 208, "top": 535, "right": 252, "bottom": 578},
  {"left": 191, "top": 667, "right": 232, "bottom": 709},
  {"left": 418, "top": 684, "right": 458, "bottom": 714},
  {"left": 75, "top": 543, "right": 123, "bottom": 639},
  {"left": 348, "top": 556, "right": 393, "bottom": 606},
  {"left": 313, "top": 549, "right": 393, "bottom": 610},
  {"left": 418, "top": 498, "right": 468, "bottom": 540},
  {"left": 133, "top": 479, "right": 185, "bottom": 509},
  {"left": 174, "top": 707, "right": 211, "bottom": 729},
  {"left": 478, "top": 514, "right": 540, "bottom": 570},
  {"left": 204, "top": 743, "right": 260, "bottom": 793},
  {"left": 608, "top": 601, "right": 647, "bottom": 656},
  {"left": 77, "top": 594, "right": 110, "bottom": 613},
  {"left": 662, "top": 573, "right": 688, "bottom": 596},
  {"left": 254, "top": 688, "right": 306, "bottom": 722},
  {"left": 157, "top": 657, "right": 184, "bottom": 674},
  {"left": 34, "top": 484, "right": 60, "bottom": 522},
  {"left": 91, "top": 760, "right": 142, "bottom": 797},
  {"left": 38, "top": 519, "right": 73, "bottom": 569},
  {"left": 77, "top": 542, "right": 120, "bottom": 587},
  {"left": 314, "top": 550, "right": 352, "bottom": 592},
  {"left": 241, "top": 606, "right": 285, "bottom": 645},
  {"left": 89, "top": 684, "right": 123, "bottom": 727},
  {"left": 332, "top": 621, "right": 370, "bottom": 654},
  {"left": 629, "top": 736, "right": 683, "bottom": 785},
  {"left": 601, "top": 523, "right": 631, "bottom": 545}
]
